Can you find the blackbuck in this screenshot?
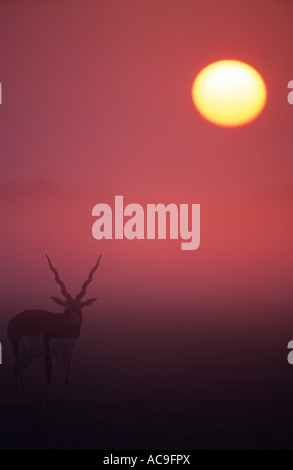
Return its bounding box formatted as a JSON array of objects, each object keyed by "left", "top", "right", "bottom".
[{"left": 7, "top": 254, "right": 102, "bottom": 409}]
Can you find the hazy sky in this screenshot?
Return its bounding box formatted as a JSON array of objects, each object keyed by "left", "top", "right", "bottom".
[{"left": 0, "top": 0, "right": 293, "bottom": 335}]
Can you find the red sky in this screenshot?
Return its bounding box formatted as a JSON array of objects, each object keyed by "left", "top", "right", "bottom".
[{"left": 0, "top": 0, "right": 293, "bottom": 342}]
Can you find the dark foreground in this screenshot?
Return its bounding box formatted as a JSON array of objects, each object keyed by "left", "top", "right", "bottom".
[
  {"left": 1, "top": 304, "right": 293, "bottom": 450},
  {"left": 1, "top": 358, "right": 293, "bottom": 450}
]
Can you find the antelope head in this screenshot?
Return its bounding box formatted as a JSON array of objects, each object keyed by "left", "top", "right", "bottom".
[{"left": 45, "top": 254, "right": 102, "bottom": 325}]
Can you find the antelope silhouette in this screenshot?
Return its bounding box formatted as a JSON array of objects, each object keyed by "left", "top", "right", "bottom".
[{"left": 7, "top": 254, "right": 102, "bottom": 409}]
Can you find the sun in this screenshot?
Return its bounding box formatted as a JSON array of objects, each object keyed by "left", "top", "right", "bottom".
[{"left": 192, "top": 60, "right": 267, "bottom": 127}]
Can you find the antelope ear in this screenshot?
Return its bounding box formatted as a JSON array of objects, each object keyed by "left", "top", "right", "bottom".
[
  {"left": 80, "top": 298, "right": 97, "bottom": 307},
  {"left": 51, "top": 296, "right": 67, "bottom": 306}
]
